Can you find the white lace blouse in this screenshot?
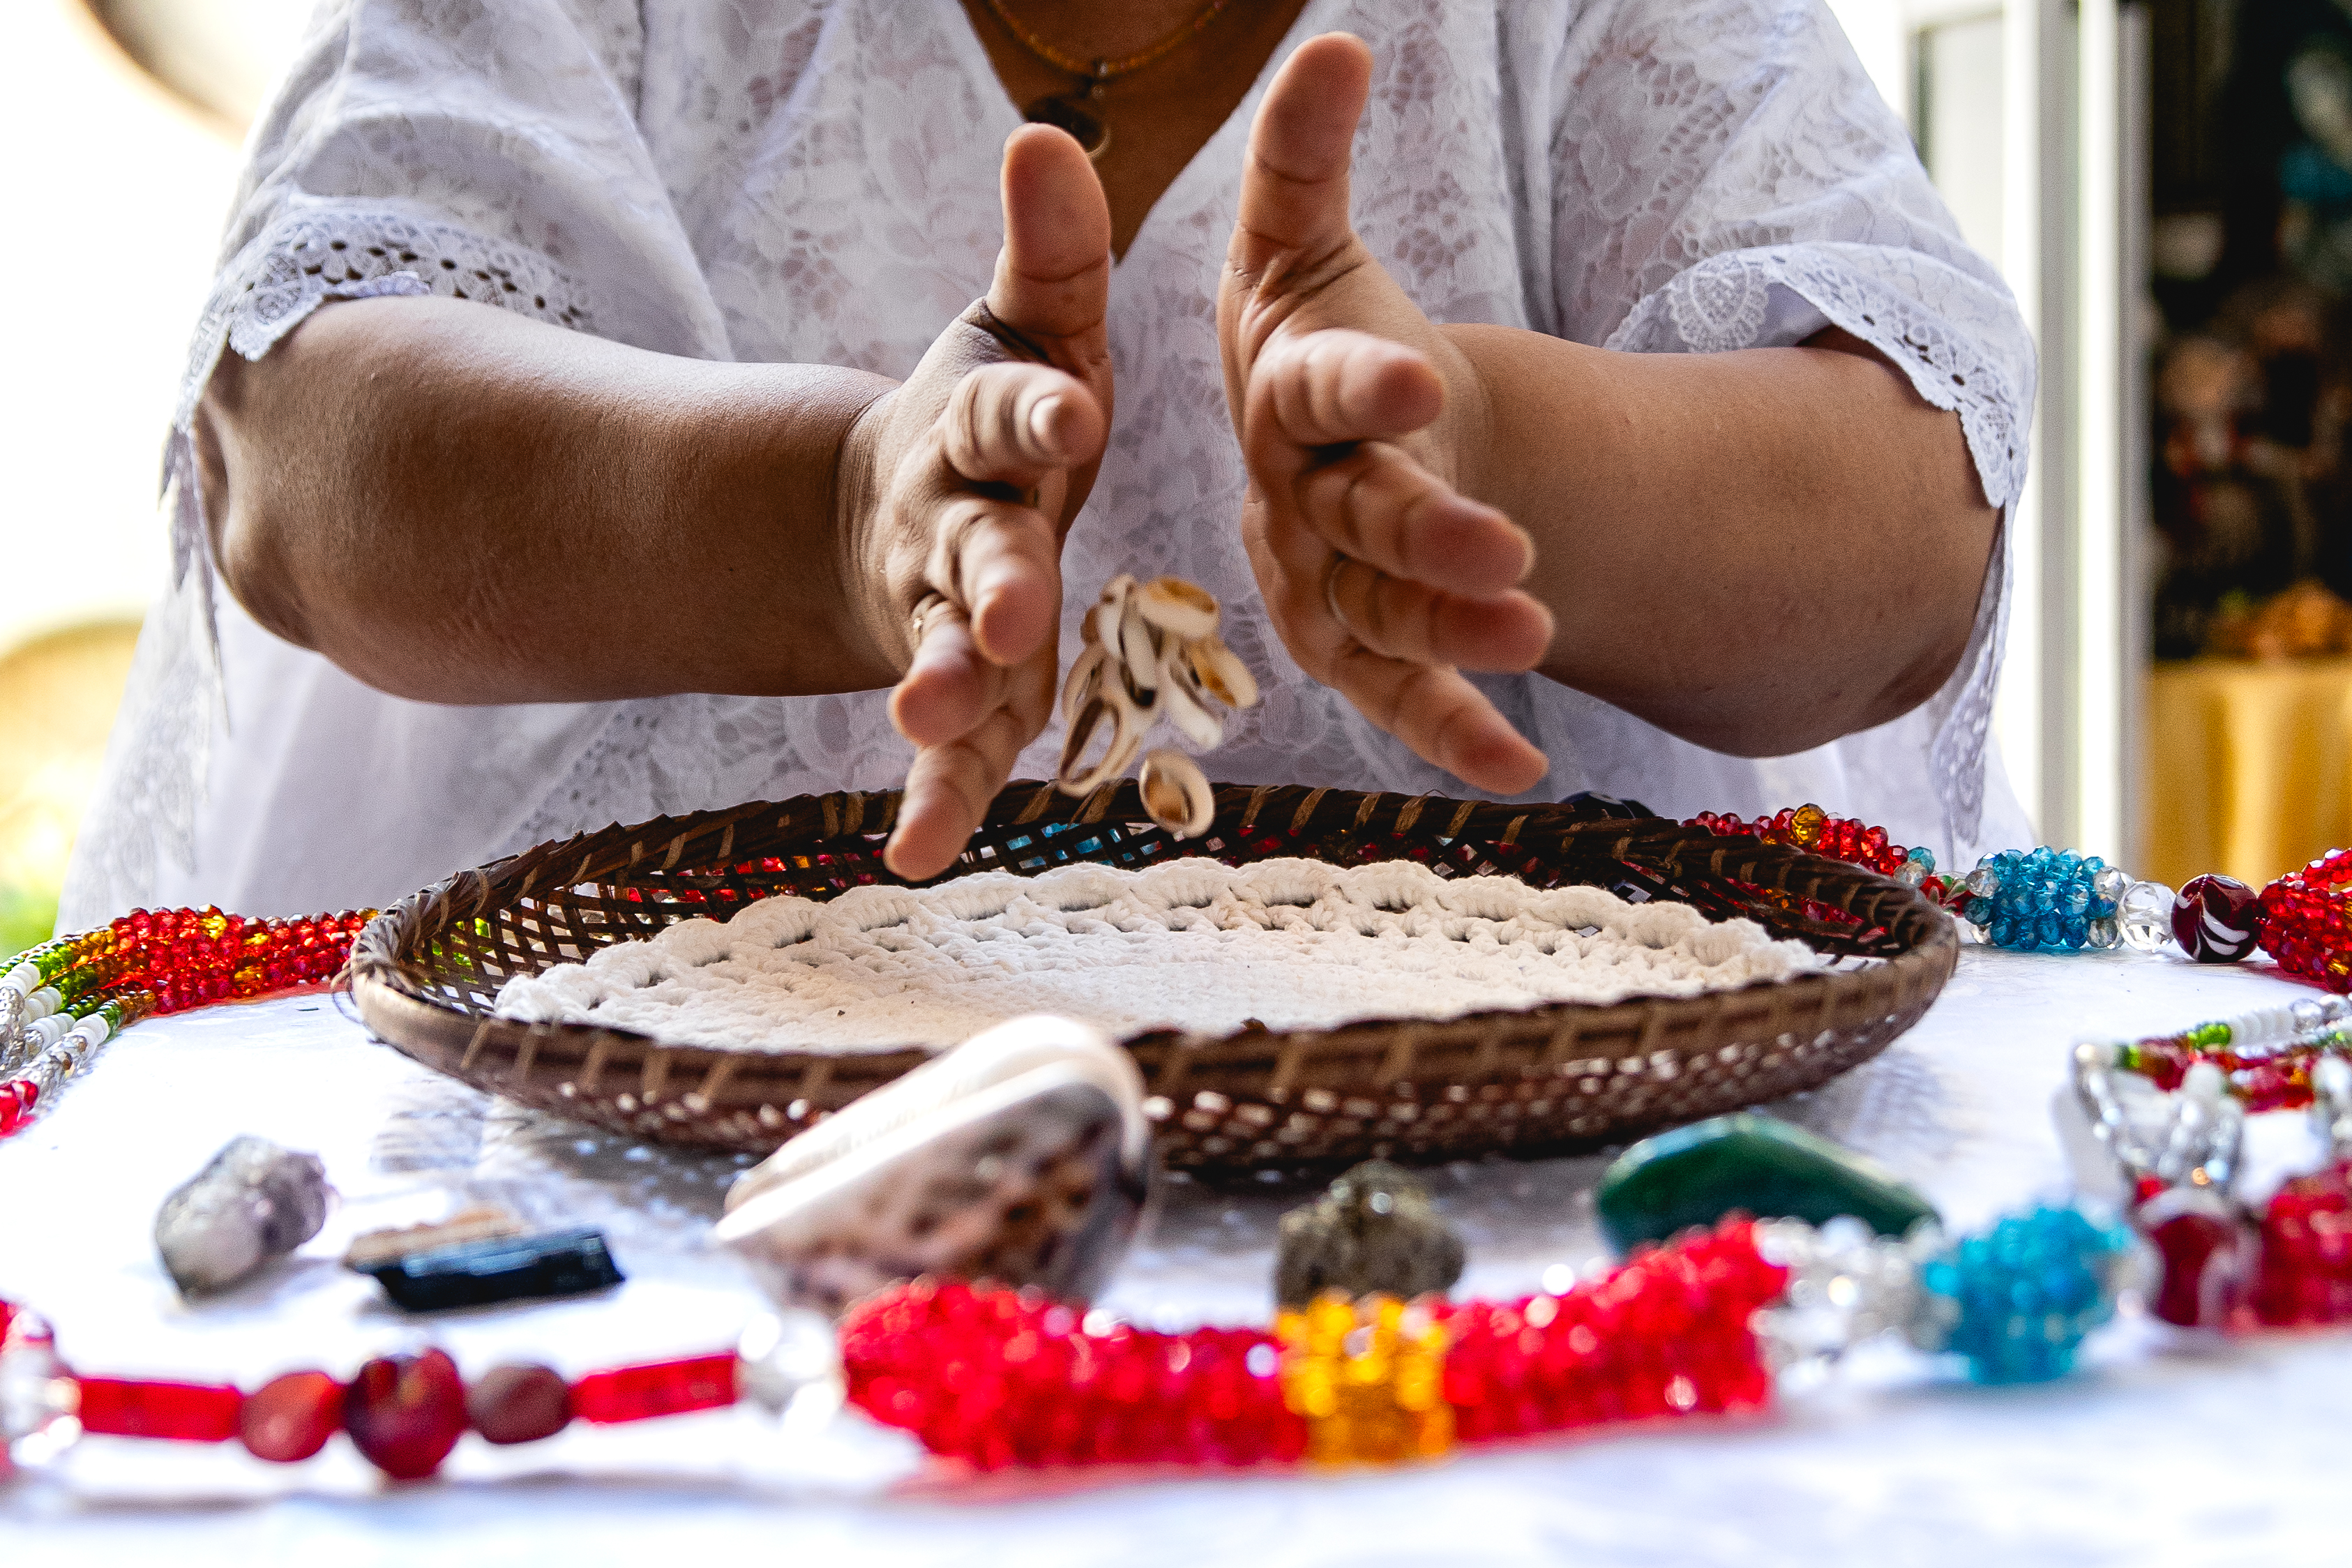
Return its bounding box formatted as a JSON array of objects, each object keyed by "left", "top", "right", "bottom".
[{"left": 59, "top": 0, "right": 2038, "bottom": 928}]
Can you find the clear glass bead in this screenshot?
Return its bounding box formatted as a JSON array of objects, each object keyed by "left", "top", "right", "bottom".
[
  {"left": 1894, "top": 861, "right": 1928, "bottom": 889},
  {"left": 1964, "top": 863, "right": 2000, "bottom": 897},
  {"left": 2087, "top": 917, "right": 2123, "bottom": 949},
  {"left": 736, "top": 1309, "right": 842, "bottom": 1435},
  {"left": 1, "top": 1313, "right": 81, "bottom": 1466},
  {"left": 1750, "top": 1217, "right": 1938, "bottom": 1373},
  {"left": 2293, "top": 996, "right": 2352, "bottom": 1034},
  {"left": 2118, "top": 880, "right": 2178, "bottom": 953},
  {"left": 2093, "top": 866, "right": 2130, "bottom": 903}
]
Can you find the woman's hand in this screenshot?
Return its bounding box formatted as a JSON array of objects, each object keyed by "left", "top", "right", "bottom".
[
  {"left": 1218, "top": 33, "right": 1553, "bottom": 795},
  {"left": 840, "top": 125, "right": 1115, "bottom": 880}
]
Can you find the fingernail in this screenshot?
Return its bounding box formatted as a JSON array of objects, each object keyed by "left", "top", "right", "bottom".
[{"left": 1028, "top": 395, "right": 1062, "bottom": 450}]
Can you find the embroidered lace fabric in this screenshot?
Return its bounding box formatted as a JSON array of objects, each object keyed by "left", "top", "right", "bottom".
[
  {"left": 491, "top": 857, "right": 1827, "bottom": 1049},
  {"left": 59, "top": 0, "right": 2038, "bottom": 930}
]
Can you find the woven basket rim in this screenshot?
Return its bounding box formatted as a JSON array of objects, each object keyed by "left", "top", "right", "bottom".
[{"left": 348, "top": 781, "right": 1957, "bottom": 1167}]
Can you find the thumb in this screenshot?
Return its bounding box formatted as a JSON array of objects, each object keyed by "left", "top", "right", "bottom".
[
  {"left": 988, "top": 123, "right": 1113, "bottom": 341},
  {"left": 1235, "top": 33, "right": 1373, "bottom": 269}
]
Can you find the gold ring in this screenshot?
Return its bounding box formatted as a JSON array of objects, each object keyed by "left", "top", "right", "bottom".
[{"left": 1322, "top": 552, "right": 1354, "bottom": 631}]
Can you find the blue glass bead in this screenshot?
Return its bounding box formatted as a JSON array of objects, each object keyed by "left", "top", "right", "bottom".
[
  {"left": 1920, "top": 1207, "right": 2132, "bottom": 1385},
  {"left": 1906, "top": 845, "right": 1936, "bottom": 874},
  {"left": 2063, "top": 917, "right": 2089, "bottom": 948},
  {"left": 2035, "top": 912, "right": 2064, "bottom": 949},
  {"left": 1965, "top": 897, "right": 1996, "bottom": 926},
  {"left": 2057, "top": 882, "right": 2090, "bottom": 917}
]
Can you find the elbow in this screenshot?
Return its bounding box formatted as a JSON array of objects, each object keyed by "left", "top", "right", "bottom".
[
  {"left": 193, "top": 388, "right": 320, "bottom": 654},
  {"left": 1630, "top": 605, "right": 1975, "bottom": 760}
]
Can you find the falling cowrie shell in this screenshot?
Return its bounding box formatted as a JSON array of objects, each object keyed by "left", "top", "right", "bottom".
[
  {"left": 1133, "top": 576, "right": 1220, "bottom": 640},
  {"left": 1190, "top": 640, "right": 1259, "bottom": 709},
  {"left": 1159, "top": 677, "right": 1223, "bottom": 750},
  {"left": 1062, "top": 642, "right": 1107, "bottom": 726},
  {"left": 1118, "top": 601, "right": 1162, "bottom": 693},
  {"left": 1054, "top": 575, "right": 1258, "bottom": 825},
  {"left": 1139, "top": 749, "right": 1215, "bottom": 839}
]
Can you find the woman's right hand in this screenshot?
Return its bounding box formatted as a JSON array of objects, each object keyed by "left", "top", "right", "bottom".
[{"left": 837, "top": 125, "right": 1114, "bottom": 881}]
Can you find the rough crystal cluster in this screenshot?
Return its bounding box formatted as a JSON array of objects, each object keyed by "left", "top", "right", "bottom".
[
  {"left": 152, "top": 1136, "right": 332, "bottom": 1297},
  {"left": 1274, "top": 1161, "right": 1465, "bottom": 1309}
]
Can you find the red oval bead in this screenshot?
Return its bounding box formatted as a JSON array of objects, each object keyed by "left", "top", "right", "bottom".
[
  {"left": 467, "top": 1364, "right": 572, "bottom": 1445},
  {"left": 241, "top": 1370, "right": 343, "bottom": 1463},
  {"left": 343, "top": 1350, "right": 467, "bottom": 1479}
]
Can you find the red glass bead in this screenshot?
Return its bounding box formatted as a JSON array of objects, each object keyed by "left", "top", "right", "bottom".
[
  {"left": 241, "top": 1370, "right": 343, "bottom": 1463},
  {"left": 467, "top": 1364, "right": 573, "bottom": 1445},
  {"left": 2253, "top": 1160, "right": 2352, "bottom": 1327},
  {"left": 343, "top": 1350, "right": 467, "bottom": 1479},
  {"left": 571, "top": 1354, "right": 737, "bottom": 1424},
  {"left": 2138, "top": 1193, "right": 2252, "bottom": 1328},
  {"left": 2171, "top": 875, "right": 2263, "bottom": 963},
  {"left": 76, "top": 1378, "right": 243, "bottom": 1442}
]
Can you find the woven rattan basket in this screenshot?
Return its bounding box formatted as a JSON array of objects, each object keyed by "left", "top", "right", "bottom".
[{"left": 349, "top": 782, "right": 1957, "bottom": 1173}]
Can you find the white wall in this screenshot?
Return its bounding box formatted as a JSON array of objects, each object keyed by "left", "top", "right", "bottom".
[{"left": 0, "top": 1, "right": 243, "bottom": 654}]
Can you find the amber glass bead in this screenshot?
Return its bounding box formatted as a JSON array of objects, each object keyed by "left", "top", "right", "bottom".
[
  {"left": 343, "top": 1350, "right": 467, "bottom": 1479},
  {"left": 241, "top": 1371, "right": 343, "bottom": 1463},
  {"left": 1274, "top": 1292, "right": 1453, "bottom": 1466},
  {"left": 75, "top": 1377, "right": 243, "bottom": 1442},
  {"left": 468, "top": 1364, "right": 573, "bottom": 1445}
]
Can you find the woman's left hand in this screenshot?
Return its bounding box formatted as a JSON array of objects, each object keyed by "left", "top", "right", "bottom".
[{"left": 1217, "top": 33, "right": 1555, "bottom": 795}]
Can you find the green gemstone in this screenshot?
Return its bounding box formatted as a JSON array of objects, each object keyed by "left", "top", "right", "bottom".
[
  {"left": 1595, "top": 1113, "right": 1940, "bottom": 1252},
  {"left": 2189, "top": 1023, "right": 2231, "bottom": 1047}
]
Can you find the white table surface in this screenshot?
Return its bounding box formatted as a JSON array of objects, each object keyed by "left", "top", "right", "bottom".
[{"left": 3, "top": 946, "right": 2348, "bottom": 1567}]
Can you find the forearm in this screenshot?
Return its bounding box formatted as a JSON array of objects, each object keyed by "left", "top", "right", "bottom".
[
  {"left": 1445, "top": 324, "right": 1998, "bottom": 757},
  {"left": 195, "top": 295, "right": 898, "bottom": 705}
]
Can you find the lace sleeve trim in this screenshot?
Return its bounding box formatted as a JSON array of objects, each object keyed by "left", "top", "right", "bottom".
[
  {"left": 1603, "top": 241, "right": 2033, "bottom": 852},
  {"left": 177, "top": 206, "right": 598, "bottom": 430},
  {"left": 1603, "top": 243, "right": 2031, "bottom": 512}
]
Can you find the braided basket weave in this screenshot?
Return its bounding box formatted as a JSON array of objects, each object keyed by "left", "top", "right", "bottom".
[{"left": 349, "top": 782, "right": 1956, "bottom": 1173}]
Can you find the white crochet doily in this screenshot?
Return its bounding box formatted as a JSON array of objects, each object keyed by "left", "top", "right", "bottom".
[{"left": 492, "top": 858, "right": 1827, "bottom": 1051}]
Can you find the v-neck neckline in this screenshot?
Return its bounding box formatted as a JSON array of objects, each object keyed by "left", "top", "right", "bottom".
[{"left": 930, "top": 0, "right": 1340, "bottom": 270}]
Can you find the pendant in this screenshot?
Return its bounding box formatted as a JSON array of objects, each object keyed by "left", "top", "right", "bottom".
[{"left": 1025, "top": 92, "right": 1111, "bottom": 160}]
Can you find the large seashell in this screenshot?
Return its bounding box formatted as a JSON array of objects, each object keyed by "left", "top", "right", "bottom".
[
  {"left": 1133, "top": 576, "right": 1220, "bottom": 640},
  {"left": 1138, "top": 748, "right": 1215, "bottom": 838},
  {"left": 1189, "top": 638, "right": 1259, "bottom": 709},
  {"left": 714, "top": 1016, "right": 1154, "bottom": 1317}
]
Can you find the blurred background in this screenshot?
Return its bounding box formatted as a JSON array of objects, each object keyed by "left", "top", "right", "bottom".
[{"left": 0, "top": 0, "right": 2332, "bottom": 953}]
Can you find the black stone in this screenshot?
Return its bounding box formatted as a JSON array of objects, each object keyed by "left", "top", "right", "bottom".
[
  {"left": 1274, "top": 1160, "right": 1465, "bottom": 1308},
  {"left": 352, "top": 1226, "right": 624, "bottom": 1313}
]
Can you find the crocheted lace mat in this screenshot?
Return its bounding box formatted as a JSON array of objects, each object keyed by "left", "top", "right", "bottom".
[{"left": 492, "top": 858, "right": 1830, "bottom": 1052}]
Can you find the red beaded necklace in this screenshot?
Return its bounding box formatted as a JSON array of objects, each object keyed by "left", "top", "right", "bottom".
[{"left": 0, "top": 1219, "right": 1784, "bottom": 1482}]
